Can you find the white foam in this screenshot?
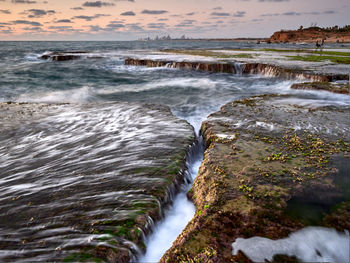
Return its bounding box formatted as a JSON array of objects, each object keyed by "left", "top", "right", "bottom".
[
  {"left": 16, "top": 86, "right": 97, "bottom": 103},
  {"left": 138, "top": 144, "right": 203, "bottom": 263},
  {"left": 232, "top": 227, "right": 350, "bottom": 263}
]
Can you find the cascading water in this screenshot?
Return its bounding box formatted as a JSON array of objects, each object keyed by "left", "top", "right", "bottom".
[
  {"left": 138, "top": 137, "right": 204, "bottom": 263},
  {"left": 232, "top": 62, "right": 245, "bottom": 75}
]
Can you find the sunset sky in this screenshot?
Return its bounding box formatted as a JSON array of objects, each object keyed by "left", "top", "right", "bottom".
[{"left": 0, "top": 0, "right": 349, "bottom": 40}]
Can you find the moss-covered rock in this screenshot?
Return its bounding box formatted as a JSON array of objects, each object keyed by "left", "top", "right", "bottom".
[{"left": 160, "top": 95, "right": 350, "bottom": 262}]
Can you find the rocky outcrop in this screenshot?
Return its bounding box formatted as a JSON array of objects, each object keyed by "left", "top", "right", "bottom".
[
  {"left": 0, "top": 102, "right": 195, "bottom": 262},
  {"left": 160, "top": 95, "right": 350, "bottom": 262},
  {"left": 40, "top": 52, "right": 84, "bottom": 61},
  {"left": 125, "top": 58, "right": 348, "bottom": 82},
  {"left": 40, "top": 51, "right": 103, "bottom": 61}
]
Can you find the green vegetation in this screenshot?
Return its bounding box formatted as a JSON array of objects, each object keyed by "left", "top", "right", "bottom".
[
  {"left": 221, "top": 47, "right": 350, "bottom": 57},
  {"left": 162, "top": 48, "right": 350, "bottom": 65},
  {"left": 260, "top": 48, "right": 350, "bottom": 57},
  {"left": 161, "top": 49, "right": 255, "bottom": 59},
  {"left": 287, "top": 55, "right": 350, "bottom": 64},
  {"left": 64, "top": 253, "right": 102, "bottom": 263}
]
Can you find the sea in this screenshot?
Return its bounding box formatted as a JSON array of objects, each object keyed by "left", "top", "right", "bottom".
[{"left": 0, "top": 41, "right": 349, "bottom": 262}]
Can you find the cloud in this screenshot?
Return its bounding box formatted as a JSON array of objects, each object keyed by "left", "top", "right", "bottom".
[
  {"left": 211, "top": 12, "right": 230, "bottom": 16},
  {"left": 233, "top": 11, "right": 246, "bottom": 17},
  {"left": 212, "top": 7, "right": 222, "bottom": 10},
  {"left": 261, "top": 10, "right": 337, "bottom": 17},
  {"left": 125, "top": 23, "right": 144, "bottom": 31},
  {"left": 71, "top": 7, "right": 84, "bottom": 10},
  {"left": 175, "top": 19, "right": 196, "bottom": 28},
  {"left": 0, "top": 10, "right": 11, "bottom": 14},
  {"left": 0, "top": 29, "right": 13, "bottom": 34},
  {"left": 323, "top": 10, "right": 336, "bottom": 14},
  {"left": 147, "top": 22, "right": 167, "bottom": 29},
  {"left": 11, "top": 20, "right": 42, "bottom": 26},
  {"left": 120, "top": 11, "right": 135, "bottom": 16},
  {"left": 82, "top": 1, "right": 115, "bottom": 7},
  {"left": 48, "top": 26, "right": 81, "bottom": 32},
  {"left": 24, "top": 9, "right": 55, "bottom": 18},
  {"left": 186, "top": 12, "right": 195, "bottom": 16},
  {"left": 141, "top": 10, "right": 168, "bottom": 15},
  {"left": 11, "top": 0, "right": 37, "bottom": 3},
  {"left": 282, "top": 11, "right": 301, "bottom": 16},
  {"left": 87, "top": 25, "right": 102, "bottom": 32},
  {"left": 258, "top": 0, "right": 289, "bottom": 2},
  {"left": 23, "top": 26, "right": 43, "bottom": 31},
  {"left": 73, "top": 14, "right": 110, "bottom": 21},
  {"left": 106, "top": 23, "right": 125, "bottom": 29},
  {"left": 56, "top": 19, "right": 72, "bottom": 23},
  {"left": 260, "top": 13, "right": 280, "bottom": 16}
]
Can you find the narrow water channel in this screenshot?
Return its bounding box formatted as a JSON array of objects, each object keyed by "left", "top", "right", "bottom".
[{"left": 138, "top": 136, "right": 204, "bottom": 263}]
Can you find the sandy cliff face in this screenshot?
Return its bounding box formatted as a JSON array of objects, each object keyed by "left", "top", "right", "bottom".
[{"left": 270, "top": 27, "right": 350, "bottom": 43}]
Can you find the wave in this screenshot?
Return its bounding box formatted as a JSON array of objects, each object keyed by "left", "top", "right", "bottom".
[{"left": 16, "top": 86, "right": 99, "bottom": 103}]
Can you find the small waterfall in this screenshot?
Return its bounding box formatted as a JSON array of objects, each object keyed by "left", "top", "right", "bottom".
[
  {"left": 137, "top": 137, "right": 204, "bottom": 263},
  {"left": 165, "top": 62, "right": 177, "bottom": 69},
  {"left": 232, "top": 62, "right": 245, "bottom": 75}
]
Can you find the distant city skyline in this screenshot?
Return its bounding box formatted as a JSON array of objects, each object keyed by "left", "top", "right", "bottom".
[{"left": 0, "top": 0, "right": 349, "bottom": 40}]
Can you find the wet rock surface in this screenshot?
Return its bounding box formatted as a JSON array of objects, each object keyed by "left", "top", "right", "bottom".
[
  {"left": 160, "top": 95, "right": 350, "bottom": 263},
  {"left": 125, "top": 58, "right": 348, "bottom": 83},
  {"left": 291, "top": 82, "right": 350, "bottom": 94},
  {"left": 40, "top": 51, "right": 102, "bottom": 61},
  {"left": 0, "top": 102, "right": 194, "bottom": 262}
]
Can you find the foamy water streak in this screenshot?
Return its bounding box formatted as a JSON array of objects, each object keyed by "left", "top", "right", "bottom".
[{"left": 138, "top": 138, "right": 204, "bottom": 263}]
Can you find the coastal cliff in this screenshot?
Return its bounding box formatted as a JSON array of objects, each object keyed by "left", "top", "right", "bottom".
[{"left": 269, "top": 26, "right": 350, "bottom": 43}]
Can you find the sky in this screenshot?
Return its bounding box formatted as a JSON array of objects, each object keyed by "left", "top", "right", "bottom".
[{"left": 0, "top": 0, "right": 349, "bottom": 40}]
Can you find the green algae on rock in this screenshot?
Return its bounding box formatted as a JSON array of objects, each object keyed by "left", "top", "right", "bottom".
[
  {"left": 0, "top": 102, "right": 194, "bottom": 262},
  {"left": 160, "top": 95, "right": 350, "bottom": 263}
]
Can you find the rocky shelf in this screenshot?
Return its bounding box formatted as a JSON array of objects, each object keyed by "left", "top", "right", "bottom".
[
  {"left": 291, "top": 82, "right": 350, "bottom": 94},
  {"left": 0, "top": 102, "right": 195, "bottom": 263},
  {"left": 125, "top": 58, "right": 348, "bottom": 83},
  {"left": 160, "top": 95, "right": 350, "bottom": 262}
]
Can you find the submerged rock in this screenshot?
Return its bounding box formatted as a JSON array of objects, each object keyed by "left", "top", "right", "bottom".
[
  {"left": 0, "top": 102, "right": 194, "bottom": 262},
  {"left": 160, "top": 95, "right": 350, "bottom": 262},
  {"left": 40, "top": 51, "right": 102, "bottom": 61},
  {"left": 41, "top": 52, "right": 82, "bottom": 61}
]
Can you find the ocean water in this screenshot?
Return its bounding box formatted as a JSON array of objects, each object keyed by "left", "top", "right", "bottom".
[{"left": 0, "top": 41, "right": 349, "bottom": 262}]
